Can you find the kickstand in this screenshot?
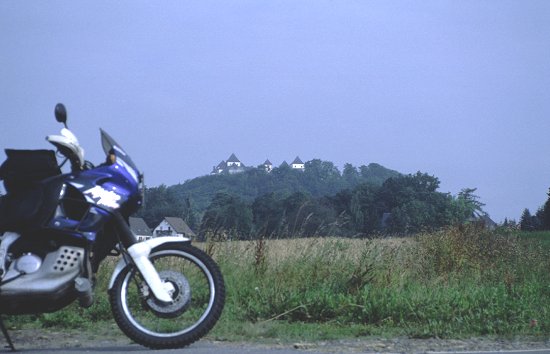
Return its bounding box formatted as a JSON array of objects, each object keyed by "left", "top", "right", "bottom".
[{"left": 0, "top": 317, "right": 15, "bottom": 351}]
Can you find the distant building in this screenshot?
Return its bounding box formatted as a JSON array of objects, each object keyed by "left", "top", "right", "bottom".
[
  {"left": 153, "top": 217, "right": 196, "bottom": 238},
  {"left": 226, "top": 153, "right": 242, "bottom": 167},
  {"left": 263, "top": 159, "right": 273, "bottom": 173},
  {"left": 467, "top": 212, "right": 498, "bottom": 230},
  {"left": 129, "top": 217, "right": 153, "bottom": 242},
  {"left": 212, "top": 160, "right": 226, "bottom": 174},
  {"left": 211, "top": 153, "right": 246, "bottom": 175},
  {"left": 291, "top": 156, "right": 305, "bottom": 170},
  {"left": 210, "top": 155, "right": 306, "bottom": 174}
]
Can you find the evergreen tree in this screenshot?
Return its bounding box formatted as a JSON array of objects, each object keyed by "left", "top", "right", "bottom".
[
  {"left": 456, "top": 188, "right": 486, "bottom": 218},
  {"left": 520, "top": 208, "right": 535, "bottom": 231},
  {"left": 538, "top": 188, "right": 550, "bottom": 230}
]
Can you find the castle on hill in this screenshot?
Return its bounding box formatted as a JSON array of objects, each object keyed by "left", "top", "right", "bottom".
[{"left": 211, "top": 154, "right": 304, "bottom": 175}]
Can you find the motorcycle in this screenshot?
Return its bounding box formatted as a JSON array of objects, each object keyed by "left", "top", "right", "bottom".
[{"left": 0, "top": 104, "right": 225, "bottom": 350}]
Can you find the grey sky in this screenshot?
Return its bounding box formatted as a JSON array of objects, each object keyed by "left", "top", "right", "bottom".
[{"left": 1, "top": 1, "right": 549, "bottom": 222}]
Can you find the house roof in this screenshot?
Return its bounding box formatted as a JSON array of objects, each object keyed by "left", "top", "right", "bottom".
[
  {"left": 291, "top": 156, "right": 304, "bottom": 165},
  {"left": 480, "top": 214, "right": 498, "bottom": 228},
  {"left": 264, "top": 159, "right": 272, "bottom": 165},
  {"left": 227, "top": 153, "right": 240, "bottom": 163},
  {"left": 467, "top": 212, "right": 498, "bottom": 229},
  {"left": 216, "top": 160, "right": 226, "bottom": 169},
  {"left": 129, "top": 217, "right": 152, "bottom": 236},
  {"left": 164, "top": 217, "right": 196, "bottom": 237}
]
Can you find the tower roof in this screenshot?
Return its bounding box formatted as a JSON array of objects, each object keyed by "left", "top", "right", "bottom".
[
  {"left": 227, "top": 153, "right": 240, "bottom": 163},
  {"left": 291, "top": 156, "right": 304, "bottom": 165}
]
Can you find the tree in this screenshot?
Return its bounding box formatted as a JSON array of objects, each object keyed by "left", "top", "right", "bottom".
[
  {"left": 200, "top": 193, "right": 253, "bottom": 240},
  {"left": 350, "top": 183, "right": 381, "bottom": 234},
  {"left": 519, "top": 208, "right": 540, "bottom": 231},
  {"left": 326, "top": 189, "right": 353, "bottom": 217},
  {"left": 536, "top": 188, "right": 550, "bottom": 230},
  {"left": 456, "top": 188, "right": 485, "bottom": 220},
  {"left": 303, "top": 159, "right": 343, "bottom": 196},
  {"left": 138, "top": 160, "right": 479, "bottom": 238},
  {"left": 377, "top": 172, "right": 440, "bottom": 212},
  {"left": 387, "top": 195, "right": 457, "bottom": 234},
  {"left": 342, "top": 163, "right": 359, "bottom": 188},
  {"left": 181, "top": 196, "right": 198, "bottom": 230},
  {"left": 138, "top": 184, "right": 178, "bottom": 227},
  {"left": 359, "top": 163, "right": 401, "bottom": 185},
  {"left": 375, "top": 173, "right": 461, "bottom": 234},
  {"left": 281, "top": 192, "right": 311, "bottom": 236},
  {"left": 252, "top": 193, "right": 284, "bottom": 237}
]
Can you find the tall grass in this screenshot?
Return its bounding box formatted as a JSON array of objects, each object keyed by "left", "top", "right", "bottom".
[
  {"left": 7, "top": 226, "right": 550, "bottom": 339},
  {"left": 215, "top": 226, "right": 550, "bottom": 337}
]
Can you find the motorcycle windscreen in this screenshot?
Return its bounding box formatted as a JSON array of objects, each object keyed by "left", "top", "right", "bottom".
[{"left": 99, "top": 129, "right": 140, "bottom": 177}]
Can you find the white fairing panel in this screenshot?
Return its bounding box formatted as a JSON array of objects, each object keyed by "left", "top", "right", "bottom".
[
  {"left": 46, "top": 128, "right": 85, "bottom": 166},
  {"left": 108, "top": 236, "right": 190, "bottom": 290}
]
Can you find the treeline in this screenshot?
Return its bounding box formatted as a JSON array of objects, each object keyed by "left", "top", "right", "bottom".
[
  {"left": 518, "top": 190, "right": 550, "bottom": 231},
  {"left": 137, "top": 159, "right": 485, "bottom": 239},
  {"left": 138, "top": 160, "right": 400, "bottom": 227}
]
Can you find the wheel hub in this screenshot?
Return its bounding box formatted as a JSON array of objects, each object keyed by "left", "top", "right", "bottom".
[{"left": 145, "top": 270, "right": 191, "bottom": 318}]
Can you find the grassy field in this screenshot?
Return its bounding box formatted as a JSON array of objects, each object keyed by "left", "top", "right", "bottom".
[{"left": 5, "top": 226, "right": 550, "bottom": 342}]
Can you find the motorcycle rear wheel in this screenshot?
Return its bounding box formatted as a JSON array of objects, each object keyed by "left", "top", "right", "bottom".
[{"left": 109, "top": 243, "right": 225, "bottom": 349}]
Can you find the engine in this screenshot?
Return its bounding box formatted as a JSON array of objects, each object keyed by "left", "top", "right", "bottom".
[{"left": 0, "top": 245, "right": 85, "bottom": 314}]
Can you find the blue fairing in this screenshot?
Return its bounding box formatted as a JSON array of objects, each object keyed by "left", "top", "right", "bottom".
[{"left": 47, "top": 130, "right": 142, "bottom": 242}]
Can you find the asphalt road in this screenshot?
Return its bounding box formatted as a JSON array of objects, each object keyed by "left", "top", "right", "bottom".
[
  {"left": 3, "top": 329, "right": 550, "bottom": 354},
  {"left": 1, "top": 342, "right": 305, "bottom": 354},
  {"left": 2, "top": 342, "right": 550, "bottom": 354}
]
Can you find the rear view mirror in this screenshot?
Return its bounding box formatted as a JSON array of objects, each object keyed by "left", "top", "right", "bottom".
[{"left": 54, "top": 103, "right": 67, "bottom": 127}]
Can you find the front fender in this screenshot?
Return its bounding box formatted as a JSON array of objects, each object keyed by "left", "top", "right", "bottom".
[{"left": 108, "top": 236, "right": 191, "bottom": 290}]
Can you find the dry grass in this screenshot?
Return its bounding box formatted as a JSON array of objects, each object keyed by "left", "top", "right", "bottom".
[
  {"left": 204, "top": 236, "right": 413, "bottom": 268},
  {"left": 12, "top": 226, "right": 550, "bottom": 338}
]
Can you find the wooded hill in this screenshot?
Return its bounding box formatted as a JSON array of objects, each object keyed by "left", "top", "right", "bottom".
[{"left": 136, "top": 159, "right": 484, "bottom": 239}]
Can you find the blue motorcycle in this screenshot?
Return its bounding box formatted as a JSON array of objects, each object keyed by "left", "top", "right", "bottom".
[{"left": 0, "top": 104, "right": 225, "bottom": 350}]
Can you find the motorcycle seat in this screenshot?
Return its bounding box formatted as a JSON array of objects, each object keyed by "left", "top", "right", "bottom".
[
  {"left": 0, "top": 178, "right": 63, "bottom": 233},
  {"left": 0, "top": 149, "right": 61, "bottom": 194}
]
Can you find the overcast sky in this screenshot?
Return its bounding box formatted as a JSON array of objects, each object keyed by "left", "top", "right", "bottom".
[{"left": 1, "top": 1, "right": 549, "bottom": 222}]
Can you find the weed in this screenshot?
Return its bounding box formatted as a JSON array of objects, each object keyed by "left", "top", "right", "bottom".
[{"left": 8, "top": 227, "right": 550, "bottom": 340}]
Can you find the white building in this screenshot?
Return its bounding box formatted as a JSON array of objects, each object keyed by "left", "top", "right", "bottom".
[
  {"left": 263, "top": 159, "right": 273, "bottom": 172},
  {"left": 291, "top": 156, "right": 305, "bottom": 170},
  {"left": 226, "top": 153, "right": 242, "bottom": 167},
  {"left": 153, "top": 217, "right": 196, "bottom": 238},
  {"left": 210, "top": 154, "right": 306, "bottom": 174},
  {"left": 211, "top": 153, "right": 246, "bottom": 175}
]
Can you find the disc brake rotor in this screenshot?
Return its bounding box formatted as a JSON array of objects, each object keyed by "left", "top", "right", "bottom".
[{"left": 145, "top": 270, "right": 191, "bottom": 318}]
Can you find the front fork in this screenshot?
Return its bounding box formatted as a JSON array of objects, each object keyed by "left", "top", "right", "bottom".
[{"left": 113, "top": 212, "right": 175, "bottom": 303}]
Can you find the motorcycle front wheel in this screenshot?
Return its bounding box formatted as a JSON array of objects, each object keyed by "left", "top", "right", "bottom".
[{"left": 109, "top": 243, "right": 225, "bottom": 349}]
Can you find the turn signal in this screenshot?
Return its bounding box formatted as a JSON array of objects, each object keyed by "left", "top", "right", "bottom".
[{"left": 108, "top": 153, "right": 116, "bottom": 164}]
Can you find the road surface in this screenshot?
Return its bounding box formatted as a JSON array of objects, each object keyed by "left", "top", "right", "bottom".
[{"left": 2, "top": 328, "right": 549, "bottom": 354}]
